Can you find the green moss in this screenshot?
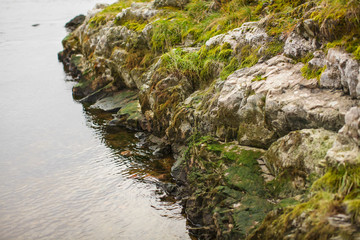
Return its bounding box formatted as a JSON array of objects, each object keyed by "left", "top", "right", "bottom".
[
  {"left": 251, "top": 75, "right": 267, "bottom": 82},
  {"left": 118, "top": 100, "right": 141, "bottom": 118},
  {"left": 301, "top": 63, "right": 326, "bottom": 80},
  {"left": 220, "top": 58, "right": 240, "bottom": 80},
  {"left": 312, "top": 164, "right": 360, "bottom": 195},
  {"left": 151, "top": 14, "right": 192, "bottom": 53},
  {"left": 122, "top": 20, "right": 147, "bottom": 32},
  {"left": 250, "top": 162, "right": 360, "bottom": 239},
  {"left": 70, "top": 54, "right": 82, "bottom": 66},
  {"left": 276, "top": 198, "right": 300, "bottom": 209}
]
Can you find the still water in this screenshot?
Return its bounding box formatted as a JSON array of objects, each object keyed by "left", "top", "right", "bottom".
[{"left": 0, "top": 0, "right": 190, "bottom": 239}]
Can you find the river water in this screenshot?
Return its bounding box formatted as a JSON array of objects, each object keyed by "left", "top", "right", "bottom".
[{"left": 0, "top": 0, "right": 190, "bottom": 239}]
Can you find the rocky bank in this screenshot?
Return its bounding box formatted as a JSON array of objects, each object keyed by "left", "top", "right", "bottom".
[{"left": 59, "top": 0, "right": 360, "bottom": 239}]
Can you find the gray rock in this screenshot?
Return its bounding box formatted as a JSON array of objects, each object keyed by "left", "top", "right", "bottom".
[
  {"left": 205, "top": 21, "right": 269, "bottom": 50},
  {"left": 264, "top": 128, "right": 338, "bottom": 177},
  {"left": 284, "top": 19, "right": 319, "bottom": 59},
  {"left": 167, "top": 54, "right": 357, "bottom": 148},
  {"left": 153, "top": 0, "right": 189, "bottom": 8},
  {"left": 320, "top": 48, "right": 360, "bottom": 99},
  {"left": 308, "top": 50, "right": 325, "bottom": 69},
  {"left": 116, "top": 2, "right": 158, "bottom": 22},
  {"left": 284, "top": 32, "right": 317, "bottom": 59},
  {"left": 90, "top": 90, "right": 138, "bottom": 112},
  {"left": 341, "top": 107, "right": 360, "bottom": 145},
  {"left": 325, "top": 107, "right": 360, "bottom": 166}
]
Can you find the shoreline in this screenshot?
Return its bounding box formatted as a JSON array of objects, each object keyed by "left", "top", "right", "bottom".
[{"left": 59, "top": 1, "right": 360, "bottom": 238}]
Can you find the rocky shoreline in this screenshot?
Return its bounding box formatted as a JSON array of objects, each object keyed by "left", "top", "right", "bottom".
[{"left": 59, "top": 0, "right": 360, "bottom": 239}]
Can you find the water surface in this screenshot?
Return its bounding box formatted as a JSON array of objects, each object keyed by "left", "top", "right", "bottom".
[{"left": 0, "top": 0, "right": 190, "bottom": 239}]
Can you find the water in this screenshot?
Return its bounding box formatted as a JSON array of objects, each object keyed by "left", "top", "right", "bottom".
[{"left": 0, "top": 0, "right": 190, "bottom": 239}]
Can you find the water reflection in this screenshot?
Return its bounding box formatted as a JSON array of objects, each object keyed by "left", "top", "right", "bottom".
[
  {"left": 82, "top": 107, "right": 176, "bottom": 182},
  {"left": 0, "top": 0, "right": 191, "bottom": 238}
]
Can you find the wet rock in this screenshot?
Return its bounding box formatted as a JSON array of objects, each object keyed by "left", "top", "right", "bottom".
[
  {"left": 153, "top": 145, "right": 172, "bottom": 157},
  {"left": 90, "top": 90, "right": 138, "bottom": 112},
  {"left": 320, "top": 48, "right": 360, "bottom": 98},
  {"left": 65, "top": 14, "right": 85, "bottom": 31},
  {"left": 121, "top": 150, "right": 133, "bottom": 156}
]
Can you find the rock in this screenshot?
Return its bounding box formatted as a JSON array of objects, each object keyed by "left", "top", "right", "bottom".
[
  {"left": 85, "top": 3, "right": 109, "bottom": 22},
  {"left": 284, "top": 33, "right": 316, "bottom": 59},
  {"left": 121, "top": 150, "right": 133, "bottom": 156},
  {"left": 328, "top": 214, "right": 352, "bottom": 228},
  {"left": 320, "top": 48, "right": 360, "bottom": 99},
  {"left": 65, "top": 14, "right": 85, "bottom": 31},
  {"left": 264, "top": 129, "right": 338, "bottom": 177},
  {"left": 341, "top": 107, "right": 360, "bottom": 145},
  {"left": 205, "top": 21, "right": 269, "bottom": 51},
  {"left": 167, "top": 54, "right": 357, "bottom": 148},
  {"left": 153, "top": 145, "right": 172, "bottom": 157},
  {"left": 153, "top": 0, "right": 189, "bottom": 8},
  {"left": 90, "top": 90, "right": 138, "bottom": 112},
  {"left": 116, "top": 2, "right": 158, "bottom": 23},
  {"left": 308, "top": 50, "right": 325, "bottom": 69},
  {"left": 325, "top": 107, "right": 360, "bottom": 166},
  {"left": 94, "top": 25, "right": 145, "bottom": 57},
  {"left": 284, "top": 19, "right": 320, "bottom": 59}
]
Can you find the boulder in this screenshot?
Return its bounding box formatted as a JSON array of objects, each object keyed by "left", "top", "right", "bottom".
[
  {"left": 116, "top": 2, "right": 158, "bottom": 22},
  {"left": 205, "top": 21, "right": 269, "bottom": 51},
  {"left": 320, "top": 48, "right": 360, "bottom": 99},
  {"left": 284, "top": 19, "right": 319, "bottom": 59},
  {"left": 90, "top": 90, "right": 138, "bottom": 112},
  {"left": 264, "top": 128, "right": 338, "bottom": 177},
  {"left": 325, "top": 107, "right": 360, "bottom": 166},
  {"left": 153, "top": 0, "right": 189, "bottom": 8},
  {"left": 167, "top": 54, "right": 357, "bottom": 148},
  {"left": 65, "top": 14, "right": 85, "bottom": 32}
]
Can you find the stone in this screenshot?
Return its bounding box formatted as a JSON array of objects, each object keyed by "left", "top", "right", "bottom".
[
  {"left": 116, "top": 2, "right": 158, "bottom": 23},
  {"left": 90, "top": 90, "right": 138, "bottom": 112},
  {"left": 65, "top": 14, "right": 85, "bottom": 31},
  {"left": 320, "top": 48, "right": 360, "bottom": 99},
  {"left": 341, "top": 107, "right": 360, "bottom": 145},
  {"left": 308, "top": 50, "right": 325, "bottom": 69},
  {"left": 153, "top": 0, "right": 189, "bottom": 8},
  {"left": 284, "top": 19, "right": 319, "bottom": 59},
  {"left": 167, "top": 54, "right": 357, "bottom": 148},
  {"left": 325, "top": 107, "right": 360, "bottom": 166},
  {"left": 284, "top": 31, "right": 317, "bottom": 59},
  {"left": 263, "top": 128, "right": 338, "bottom": 177},
  {"left": 205, "top": 21, "right": 269, "bottom": 51}
]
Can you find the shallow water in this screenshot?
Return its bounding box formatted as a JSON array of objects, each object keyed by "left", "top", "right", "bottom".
[{"left": 0, "top": 0, "right": 190, "bottom": 239}]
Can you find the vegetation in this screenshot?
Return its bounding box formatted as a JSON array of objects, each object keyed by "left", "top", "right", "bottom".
[
  {"left": 62, "top": 0, "right": 360, "bottom": 237},
  {"left": 249, "top": 163, "right": 360, "bottom": 239}
]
